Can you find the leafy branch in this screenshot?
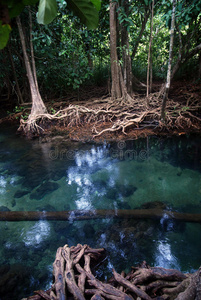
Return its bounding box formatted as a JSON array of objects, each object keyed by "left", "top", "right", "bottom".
[{"left": 0, "top": 0, "right": 101, "bottom": 49}]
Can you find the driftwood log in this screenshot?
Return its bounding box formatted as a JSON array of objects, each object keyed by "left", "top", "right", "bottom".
[
  {"left": 1, "top": 209, "right": 201, "bottom": 223},
  {"left": 22, "top": 244, "right": 201, "bottom": 300}
]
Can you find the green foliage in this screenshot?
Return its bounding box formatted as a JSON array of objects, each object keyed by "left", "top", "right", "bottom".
[
  {"left": 7, "top": 105, "right": 28, "bottom": 120},
  {"left": 14, "top": 105, "right": 23, "bottom": 113},
  {"left": 91, "top": 64, "right": 109, "bottom": 86},
  {"left": 37, "top": 0, "right": 58, "bottom": 24},
  {"left": 0, "top": 0, "right": 101, "bottom": 49},
  {"left": 67, "top": 0, "right": 100, "bottom": 30},
  {"left": 25, "top": 3, "right": 109, "bottom": 95},
  {"left": 0, "top": 22, "right": 11, "bottom": 50},
  {"left": 23, "top": 0, "right": 39, "bottom": 4},
  {"left": 90, "top": 0, "right": 101, "bottom": 11},
  {"left": 1, "top": 0, "right": 201, "bottom": 101},
  {"left": 8, "top": 2, "right": 24, "bottom": 18},
  {"left": 176, "top": 0, "right": 201, "bottom": 27},
  {"left": 50, "top": 107, "right": 56, "bottom": 114},
  {"left": 21, "top": 112, "right": 29, "bottom": 120}
]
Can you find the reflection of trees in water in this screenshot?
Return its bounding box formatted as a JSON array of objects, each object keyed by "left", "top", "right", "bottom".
[
  {"left": 59, "top": 217, "right": 158, "bottom": 275},
  {"left": 0, "top": 133, "right": 201, "bottom": 298}
]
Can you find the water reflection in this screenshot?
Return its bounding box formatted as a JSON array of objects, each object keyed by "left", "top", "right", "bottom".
[
  {"left": 0, "top": 175, "right": 6, "bottom": 194},
  {"left": 66, "top": 145, "right": 119, "bottom": 210},
  {"left": 21, "top": 221, "right": 51, "bottom": 246},
  {"left": 155, "top": 240, "right": 179, "bottom": 270},
  {"left": 0, "top": 128, "right": 201, "bottom": 299}
]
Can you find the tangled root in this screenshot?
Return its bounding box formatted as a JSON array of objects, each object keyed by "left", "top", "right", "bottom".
[{"left": 18, "top": 92, "right": 201, "bottom": 138}]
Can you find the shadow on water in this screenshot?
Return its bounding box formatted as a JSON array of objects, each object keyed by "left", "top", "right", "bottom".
[{"left": 0, "top": 126, "right": 201, "bottom": 299}]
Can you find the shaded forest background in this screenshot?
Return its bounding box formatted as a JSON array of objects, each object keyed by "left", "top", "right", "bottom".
[{"left": 0, "top": 0, "right": 201, "bottom": 138}]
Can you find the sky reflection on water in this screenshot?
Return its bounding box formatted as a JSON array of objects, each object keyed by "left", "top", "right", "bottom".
[{"left": 21, "top": 221, "right": 51, "bottom": 247}]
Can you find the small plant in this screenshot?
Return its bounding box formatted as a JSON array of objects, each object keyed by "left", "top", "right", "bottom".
[
  {"left": 14, "top": 106, "right": 25, "bottom": 113},
  {"left": 182, "top": 106, "right": 189, "bottom": 111},
  {"left": 50, "top": 107, "right": 56, "bottom": 114},
  {"left": 21, "top": 113, "right": 29, "bottom": 120},
  {"left": 7, "top": 106, "right": 27, "bottom": 119}
]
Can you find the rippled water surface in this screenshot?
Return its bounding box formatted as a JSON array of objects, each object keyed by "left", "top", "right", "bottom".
[{"left": 0, "top": 126, "right": 201, "bottom": 299}]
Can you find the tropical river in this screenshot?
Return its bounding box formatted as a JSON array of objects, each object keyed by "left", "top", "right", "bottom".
[{"left": 0, "top": 125, "right": 201, "bottom": 299}]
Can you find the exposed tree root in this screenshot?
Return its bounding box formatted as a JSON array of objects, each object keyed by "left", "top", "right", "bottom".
[
  {"left": 23, "top": 244, "right": 201, "bottom": 300},
  {"left": 17, "top": 90, "right": 201, "bottom": 139}
]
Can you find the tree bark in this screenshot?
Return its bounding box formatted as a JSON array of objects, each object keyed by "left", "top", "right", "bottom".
[
  {"left": 131, "top": 10, "right": 150, "bottom": 60},
  {"left": 2, "top": 49, "right": 12, "bottom": 101},
  {"left": 29, "top": 8, "right": 40, "bottom": 94},
  {"left": 146, "top": 0, "right": 154, "bottom": 99},
  {"left": 16, "top": 15, "right": 47, "bottom": 118},
  {"left": 25, "top": 244, "right": 201, "bottom": 300},
  {"left": 109, "top": 0, "right": 133, "bottom": 101},
  {"left": 199, "top": 51, "right": 201, "bottom": 78},
  {"left": 121, "top": 0, "right": 132, "bottom": 95},
  {"left": 7, "top": 44, "right": 24, "bottom": 104},
  {"left": 161, "top": 0, "right": 176, "bottom": 121},
  {"left": 171, "top": 43, "right": 201, "bottom": 79},
  {"left": 110, "top": 0, "right": 122, "bottom": 99},
  {"left": 52, "top": 247, "right": 66, "bottom": 299}
]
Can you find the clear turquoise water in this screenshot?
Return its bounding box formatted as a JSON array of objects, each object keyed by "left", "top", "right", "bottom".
[{"left": 0, "top": 126, "right": 201, "bottom": 300}]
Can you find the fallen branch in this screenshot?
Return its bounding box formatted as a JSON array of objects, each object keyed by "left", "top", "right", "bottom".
[{"left": 1, "top": 208, "right": 201, "bottom": 223}]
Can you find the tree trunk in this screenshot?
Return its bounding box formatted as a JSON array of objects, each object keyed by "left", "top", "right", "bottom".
[
  {"left": 29, "top": 8, "right": 40, "bottom": 94},
  {"left": 199, "top": 51, "right": 201, "bottom": 78},
  {"left": 121, "top": 0, "right": 132, "bottom": 95},
  {"left": 2, "top": 49, "right": 11, "bottom": 101},
  {"left": 16, "top": 15, "right": 47, "bottom": 119},
  {"left": 146, "top": 0, "right": 154, "bottom": 100},
  {"left": 109, "top": 0, "right": 132, "bottom": 101},
  {"left": 150, "top": 47, "right": 153, "bottom": 93},
  {"left": 171, "top": 43, "right": 201, "bottom": 80},
  {"left": 131, "top": 10, "right": 150, "bottom": 61},
  {"left": 161, "top": 0, "right": 176, "bottom": 121},
  {"left": 110, "top": 0, "right": 122, "bottom": 99},
  {"left": 7, "top": 44, "right": 24, "bottom": 104}
]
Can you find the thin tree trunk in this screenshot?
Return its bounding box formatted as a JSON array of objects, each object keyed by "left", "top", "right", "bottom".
[
  {"left": 29, "top": 8, "right": 39, "bottom": 92},
  {"left": 199, "top": 52, "right": 201, "bottom": 78},
  {"left": 131, "top": 10, "right": 149, "bottom": 60},
  {"left": 121, "top": 0, "right": 132, "bottom": 95},
  {"left": 171, "top": 43, "right": 201, "bottom": 80},
  {"left": 2, "top": 49, "right": 11, "bottom": 101},
  {"left": 16, "top": 15, "right": 47, "bottom": 118},
  {"left": 7, "top": 44, "right": 24, "bottom": 104},
  {"left": 150, "top": 47, "right": 153, "bottom": 93},
  {"left": 146, "top": 0, "right": 154, "bottom": 100},
  {"left": 161, "top": 0, "right": 176, "bottom": 121}
]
